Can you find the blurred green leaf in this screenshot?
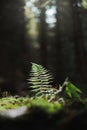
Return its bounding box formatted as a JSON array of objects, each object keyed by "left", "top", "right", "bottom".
[{"left": 65, "top": 82, "right": 83, "bottom": 99}]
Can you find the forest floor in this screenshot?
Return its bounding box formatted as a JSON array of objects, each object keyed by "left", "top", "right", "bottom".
[{"left": 0, "top": 96, "right": 87, "bottom": 130}]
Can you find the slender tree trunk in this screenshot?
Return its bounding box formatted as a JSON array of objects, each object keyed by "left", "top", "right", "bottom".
[
  {"left": 71, "top": 0, "right": 87, "bottom": 82},
  {"left": 55, "top": 0, "right": 64, "bottom": 83}
]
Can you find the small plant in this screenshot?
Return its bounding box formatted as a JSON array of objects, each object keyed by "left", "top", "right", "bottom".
[
  {"left": 59, "top": 77, "right": 83, "bottom": 99},
  {"left": 0, "top": 62, "right": 84, "bottom": 119},
  {"left": 28, "top": 63, "right": 83, "bottom": 104},
  {"left": 27, "top": 63, "right": 64, "bottom": 104},
  {"left": 64, "top": 80, "right": 83, "bottom": 99},
  {"left": 28, "top": 62, "right": 54, "bottom": 96}
]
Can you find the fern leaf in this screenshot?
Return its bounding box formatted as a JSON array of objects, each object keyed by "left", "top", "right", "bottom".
[{"left": 28, "top": 62, "right": 54, "bottom": 97}]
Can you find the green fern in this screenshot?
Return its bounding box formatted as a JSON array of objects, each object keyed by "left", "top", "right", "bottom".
[
  {"left": 28, "top": 62, "right": 54, "bottom": 97},
  {"left": 27, "top": 63, "right": 83, "bottom": 104},
  {"left": 27, "top": 62, "right": 65, "bottom": 104},
  {"left": 62, "top": 79, "right": 83, "bottom": 99}
]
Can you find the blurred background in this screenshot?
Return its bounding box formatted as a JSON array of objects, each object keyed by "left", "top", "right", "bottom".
[{"left": 0, "top": 0, "right": 87, "bottom": 93}]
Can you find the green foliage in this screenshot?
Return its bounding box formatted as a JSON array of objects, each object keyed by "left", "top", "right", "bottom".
[
  {"left": 28, "top": 63, "right": 83, "bottom": 104},
  {"left": 28, "top": 63, "right": 67, "bottom": 105},
  {"left": 62, "top": 79, "right": 83, "bottom": 99},
  {"left": 82, "top": 0, "right": 87, "bottom": 9},
  {"left": 28, "top": 62, "right": 54, "bottom": 97},
  {"left": 0, "top": 62, "right": 85, "bottom": 119},
  {"left": 0, "top": 96, "right": 63, "bottom": 116},
  {"left": 0, "top": 97, "right": 30, "bottom": 111},
  {"left": 30, "top": 97, "right": 62, "bottom": 114}
]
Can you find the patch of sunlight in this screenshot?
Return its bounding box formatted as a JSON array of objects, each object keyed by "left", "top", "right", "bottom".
[
  {"left": 48, "top": 23, "right": 56, "bottom": 28},
  {"left": 46, "top": 6, "right": 56, "bottom": 16},
  {"left": 32, "top": 7, "right": 40, "bottom": 15},
  {"left": 46, "top": 17, "right": 56, "bottom": 24},
  {"left": 25, "top": 0, "right": 40, "bottom": 18},
  {"left": 25, "top": 1, "right": 33, "bottom": 7},
  {"left": 82, "top": 0, "right": 87, "bottom": 9},
  {"left": 46, "top": 6, "right": 56, "bottom": 26}
]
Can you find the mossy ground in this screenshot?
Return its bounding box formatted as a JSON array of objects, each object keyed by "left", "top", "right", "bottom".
[
  {"left": 0, "top": 96, "right": 30, "bottom": 110},
  {"left": 0, "top": 88, "right": 87, "bottom": 130},
  {"left": 0, "top": 95, "right": 63, "bottom": 114}
]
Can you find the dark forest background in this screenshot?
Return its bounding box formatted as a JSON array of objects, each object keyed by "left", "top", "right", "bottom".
[{"left": 0, "top": 0, "right": 87, "bottom": 94}]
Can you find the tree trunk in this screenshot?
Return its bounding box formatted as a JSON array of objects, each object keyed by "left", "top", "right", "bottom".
[
  {"left": 70, "top": 0, "right": 87, "bottom": 82},
  {"left": 54, "top": 0, "right": 64, "bottom": 83}
]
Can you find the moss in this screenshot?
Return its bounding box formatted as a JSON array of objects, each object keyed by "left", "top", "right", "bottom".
[
  {"left": 30, "top": 97, "right": 63, "bottom": 114},
  {"left": 0, "top": 96, "right": 30, "bottom": 110},
  {"left": 0, "top": 95, "right": 63, "bottom": 116}
]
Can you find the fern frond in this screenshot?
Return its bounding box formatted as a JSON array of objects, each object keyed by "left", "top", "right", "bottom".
[
  {"left": 28, "top": 62, "right": 54, "bottom": 97},
  {"left": 27, "top": 62, "right": 66, "bottom": 105}
]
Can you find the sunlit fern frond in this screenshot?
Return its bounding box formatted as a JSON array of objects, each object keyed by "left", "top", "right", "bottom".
[{"left": 27, "top": 62, "right": 54, "bottom": 97}]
